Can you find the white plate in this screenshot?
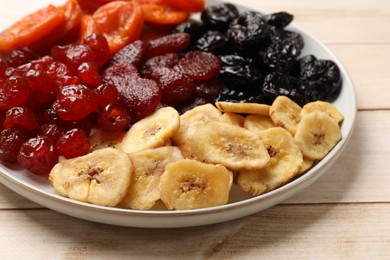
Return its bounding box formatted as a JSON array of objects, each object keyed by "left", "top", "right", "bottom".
[{"left": 0, "top": 0, "right": 357, "bottom": 228}]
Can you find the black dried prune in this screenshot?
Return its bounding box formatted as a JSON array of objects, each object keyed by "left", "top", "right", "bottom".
[
  {"left": 219, "top": 64, "right": 263, "bottom": 91},
  {"left": 219, "top": 54, "right": 255, "bottom": 67},
  {"left": 262, "top": 30, "right": 304, "bottom": 72},
  {"left": 201, "top": 3, "right": 239, "bottom": 31},
  {"left": 262, "top": 72, "right": 306, "bottom": 105},
  {"left": 217, "top": 87, "right": 266, "bottom": 103},
  {"left": 194, "top": 31, "right": 228, "bottom": 53},
  {"left": 267, "top": 12, "right": 294, "bottom": 29},
  {"left": 292, "top": 55, "right": 342, "bottom": 100},
  {"left": 173, "top": 20, "right": 206, "bottom": 45},
  {"left": 227, "top": 11, "right": 271, "bottom": 50},
  {"left": 193, "top": 78, "right": 225, "bottom": 102}
]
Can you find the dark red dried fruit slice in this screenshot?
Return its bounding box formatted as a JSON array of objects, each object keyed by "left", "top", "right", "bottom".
[
  {"left": 83, "top": 33, "right": 111, "bottom": 67},
  {"left": 3, "top": 107, "right": 39, "bottom": 131},
  {"left": 55, "top": 84, "right": 96, "bottom": 121},
  {"left": 17, "top": 136, "right": 59, "bottom": 175},
  {"left": 102, "top": 64, "right": 161, "bottom": 122},
  {"left": 146, "top": 33, "right": 190, "bottom": 58},
  {"left": 56, "top": 128, "right": 90, "bottom": 159},
  {"left": 0, "top": 77, "right": 30, "bottom": 110},
  {"left": 151, "top": 67, "right": 196, "bottom": 106},
  {"left": 178, "top": 50, "right": 222, "bottom": 81},
  {"left": 93, "top": 83, "right": 119, "bottom": 108},
  {"left": 141, "top": 53, "right": 180, "bottom": 78},
  {"left": 109, "top": 40, "right": 146, "bottom": 69},
  {"left": 0, "top": 128, "right": 29, "bottom": 163},
  {"left": 98, "top": 103, "right": 131, "bottom": 131}
]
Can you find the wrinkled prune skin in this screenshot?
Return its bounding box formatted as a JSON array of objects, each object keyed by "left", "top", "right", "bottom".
[
  {"left": 227, "top": 11, "right": 271, "bottom": 50},
  {"left": 262, "top": 30, "right": 304, "bottom": 73},
  {"left": 217, "top": 87, "right": 267, "bottom": 103},
  {"left": 219, "top": 64, "right": 263, "bottom": 91},
  {"left": 201, "top": 3, "right": 239, "bottom": 31},
  {"left": 267, "top": 12, "right": 294, "bottom": 29},
  {"left": 194, "top": 30, "right": 228, "bottom": 54},
  {"left": 219, "top": 54, "right": 256, "bottom": 67},
  {"left": 292, "top": 55, "right": 342, "bottom": 101},
  {"left": 173, "top": 20, "right": 206, "bottom": 45}
]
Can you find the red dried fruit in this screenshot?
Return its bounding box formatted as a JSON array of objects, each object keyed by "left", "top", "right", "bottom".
[
  {"left": 0, "top": 128, "right": 29, "bottom": 163},
  {"left": 46, "top": 61, "right": 73, "bottom": 80},
  {"left": 39, "top": 123, "right": 64, "bottom": 142},
  {"left": 0, "top": 76, "right": 30, "bottom": 110},
  {"left": 62, "top": 117, "right": 93, "bottom": 136},
  {"left": 0, "top": 58, "right": 7, "bottom": 78},
  {"left": 83, "top": 33, "right": 111, "bottom": 67},
  {"left": 17, "top": 135, "right": 59, "bottom": 175},
  {"left": 51, "top": 44, "right": 96, "bottom": 73},
  {"left": 77, "top": 62, "right": 102, "bottom": 88},
  {"left": 3, "top": 107, "right": 39, "bottom": 131},
  {"left": 98, "top": 103, "right": 131, "bottom": 131},
  {"left": 151, "top": 67, "right": 196, "bottom": 106},
  {"left": 102, "top": 64, "right": 161, "bottom": 121},
  {"left": 109, "top": 40, "right": 146, "bottom": 69},
  {"left": 54, "top": 75, "right": 81, "bottom": 94},
  {"left": 24, "top": 69, "right": 54, "bottom": 105},
  {"left": 93, "top": 83, "right": 119, "bottom": 108},
  {"left": 56, "top": 128, "right": 90, "bottom": 159},
  {"left": 55, "top": 84, "right": 96, "bottom": 121},
  {"left": 141, "top": 53, "right": 180, "bottom": 78},
  {"left": 178, "top": 50, "right": 222, "bottom": 81},
  {"left": 146, "top": 33, "right": 190, "bottom": 58},
  {"left": 6, "top": 49, "right": 35, "bottom": 68}
]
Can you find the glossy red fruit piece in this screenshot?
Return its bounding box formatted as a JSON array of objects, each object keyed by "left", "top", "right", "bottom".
[
  {"left": 56, "top": 128, "right": 90, "bottom": 159},
  {"left": 151, "top": 67, "right": 196, "bottom": 106},
  {"left": 83, "top": 33, "right": 111, "bottom": 67},
  {"left": 39, "top": 123, "right": 64, "bottom": 142},
  {"left": 77, "top": 62, "right": 102, "bottom": 88},
  {"left": 54, "top": 75, "right": 81, "bottom": 94},
  {"left": 6, "top": 49, "right": 35, "bottom": 68},
  {"left": 109, "top": 40, "right": 146, "bottom": 69},
  {"left": 24, "top": 69, "right": 54, "bottom": 105},
  {"left": 141, "top": 53, "right": 180, "bottom": 78},
  {"left": 93, "top": 83, "right": 119, "bottom": 108},
  {"left": 102, "top": 64, "right": 161, "bottom": 121},
  {"left": 0, "top": 58, "right": 7, "bottom": 78},
  {"left": 98, "top": 103, "right": 131, "bottom": 131},
  {"left": 62, "top": 117, "right": 93, "bottom": 136},
  {"left": 0, "top": 128, "right": 29, "bottom": 163},
  {"left": 17, "top": 136, "right": 59, "bottom": 175},
  {"left": 3, "top": 107, "right": 39, "bottom": 130},
  {"left": 146, "top": 33, "right": 190, "bottom": 58},
  {"left": 45, "top": 61, "right": 73, "bottom": 80},
  {"left": 0, "top": 77, "right": 30, "bottom": 110},
  {"left": 55, "top": 84, "right": 96, "bottom": 121},
  {"left": 51, "top": 44, "right": 96, "bottom": 73},
  {"left": 178, "top": 50, "right": 222, "bottom": 81}
]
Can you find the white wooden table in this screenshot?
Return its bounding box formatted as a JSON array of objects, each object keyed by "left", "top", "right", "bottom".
[{"left": 0, "top": 0, "right": 389, "bottom": 259}]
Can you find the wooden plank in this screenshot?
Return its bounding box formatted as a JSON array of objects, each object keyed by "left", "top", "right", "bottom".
[
  {"left": 328, "top": 44, "right": 390, "bottom": 110},
  {"left": 1, "top": 111, "right": 389, "bottom": 209},
  {"left": 0, "top": 204, "right": 389, "bottom": 259}
]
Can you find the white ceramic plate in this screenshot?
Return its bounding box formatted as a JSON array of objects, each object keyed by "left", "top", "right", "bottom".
[{"left": 0, "top": 0, "right": 357, "bottom": 228}]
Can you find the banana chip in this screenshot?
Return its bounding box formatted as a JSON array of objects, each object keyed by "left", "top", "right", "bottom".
[
  {"left": 216, "top": 101, "right": 270, "bottom": 116},
  {"left": 301, "top": 100, "right": 344, "bottom": 124},
  {"left": 244, "top": 114, "right": 275, "bottom": 134},
  {"left": 219, "top": 112, "right": 245, "bottom": 127},
  {"left": 269, "top": 96, "right": 301, "bottom": 136},
  {"left": 237, "top": 127, "right": 303, "bottom": 196},
  {"left": 159, "top": 159, "right": 233, "bottom": 210},
  {"left": 49, "top": 148, "right": 133, "bottom": 207},
  {"left": 119, "top": 146, "right": 184, "bottom": 210}
]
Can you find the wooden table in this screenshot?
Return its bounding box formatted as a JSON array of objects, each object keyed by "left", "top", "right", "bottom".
[{"left": 1, "top": 0, "right": 389, "bottom": 259}]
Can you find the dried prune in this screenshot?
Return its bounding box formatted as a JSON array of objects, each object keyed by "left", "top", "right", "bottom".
[
  {"left": 227, "top": 11, "right": 270, "bottom": 50},
  {"left": 219, "top": 64, "right": 263, "bottom": 91},
  {"left": 194, "top": 30, "right": 228, "bottom": 54},
  {"left": 217, "top": 86, "right": 266, "bottom": 104},
  {"left": 193, "top": 78, "right": 225, "bottom": 102},
  {"left": 173, "top": 20, "right": 206, "bottom": 45},
  {"left": 201, "top": 3, "right": 239, "bottom": 31},
  {"left": 267, "top": 12, "right": 293, "bottom": 29}
]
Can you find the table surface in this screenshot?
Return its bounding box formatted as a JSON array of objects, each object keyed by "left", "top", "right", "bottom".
[{"left": 1, "top": 0, "right": 389, "bottom": 259}]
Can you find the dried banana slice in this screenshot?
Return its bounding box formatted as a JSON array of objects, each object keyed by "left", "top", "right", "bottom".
[
  {"left": 216, "top": 101, "right": 270, "bottom": 116},
  {"left": 244, "top": 114, "right": 275, "bottom": 134},
  {"left": 177, "top": 121, "right": 270, "bottom": 171},
  {"left": 172, "top": 103, "right": 222, "bottom": 157},
  {"left": 49, "top": 148, "right": 132, "bottom": 207},
  {"left": 119, "top": 146, "right": 184, "bottom": 210},
  {"left": 301, "top": 100, "right": 344, "bottom": 124},
  {"left": 269, "top": 96, "right": 301, "bottom": 136},
  {"left": 159, "top": 159, "right": 233, "bottom": 210},
  {"left": 121, "top": 107, "right": 180, "bottom": 153},
  {"left": 219, "top": 112, "right": 245, "bottom": 127},
  {"left": 294, "top": 111, "right": 342, "bottom": 160},
  {"left": 89, "top": 130, "right": 125, "bottom": 152},
  {"left": 237, "top": 127, "right": 303, "bottom": 196},
  {"left": 298, "top": 157, "right": 315, "bottom": 175}
]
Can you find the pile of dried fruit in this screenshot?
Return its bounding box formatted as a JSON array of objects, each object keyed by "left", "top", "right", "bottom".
[{"left": 0, "top": 0, "right": 344, "bottom": 210}]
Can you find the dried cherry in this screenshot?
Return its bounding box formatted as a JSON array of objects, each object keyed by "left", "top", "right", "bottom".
[
  {"left": 98, "top": 103, "right": 131, "bottom": 132},
  {"left": 3, "top": 107, "right": 39, "bottom": 131},
  {"left": 56, "top": 128, "right": 90, "bottom": 159},
  {"left": 0, "top": 128, "right": 29, "bottom": 163}
]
